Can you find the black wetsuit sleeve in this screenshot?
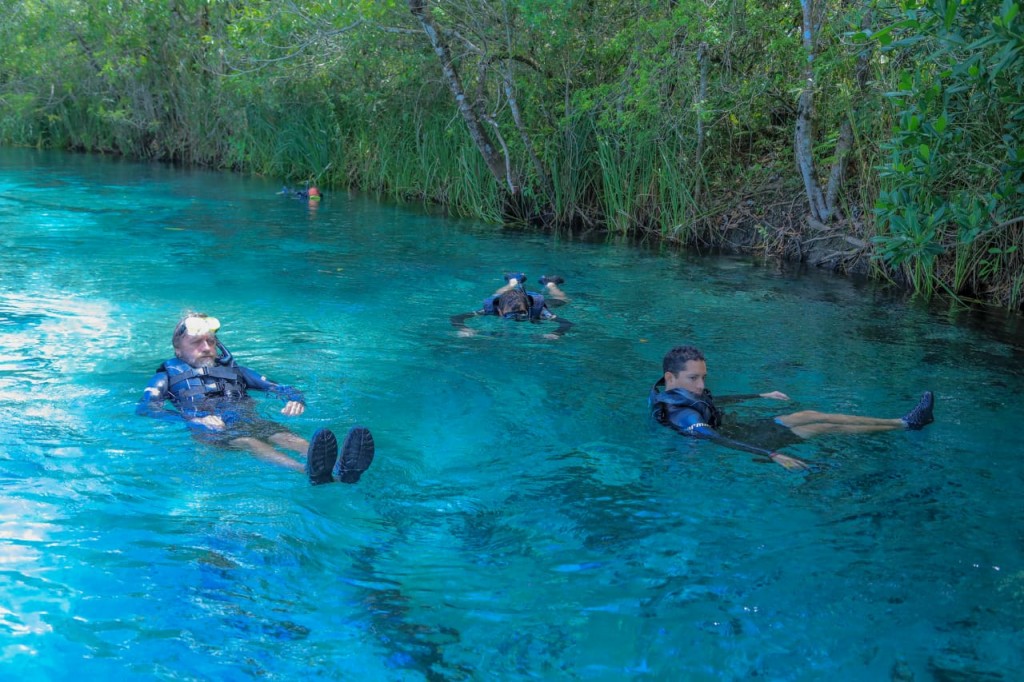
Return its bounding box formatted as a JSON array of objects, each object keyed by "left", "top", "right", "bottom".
[
  {"left": 715, "top": 393, "right": 765, "bottom": 405},
  {"left": 546, "top": 316, "right": 574, "bottom": 337},
  {"left": 536, "top": 307, "right": 572, "bottom": 337},
  {"left": 665, "top": 406, "right": 775, "bottom": 457},
  {"left": 135, "top": 372, "right": 184, "bottom": 423},
  {"left": 450, "top": 310, "right": 486, "bottom": 330},
  {"left": 237, "top": 365, "right": 305, "bottom": 404}
]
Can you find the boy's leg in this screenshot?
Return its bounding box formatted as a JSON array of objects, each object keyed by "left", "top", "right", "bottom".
[{"left": 777, "top": 392, "right": 934, "bottom": 438}]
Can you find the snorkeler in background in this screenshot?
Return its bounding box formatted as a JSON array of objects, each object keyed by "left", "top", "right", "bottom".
[
  {"left": 450, "top": 272, "right": 573, "bottom": 340},
  {"left": 279, "top": 184, "right": 322, "bottom": 205}
]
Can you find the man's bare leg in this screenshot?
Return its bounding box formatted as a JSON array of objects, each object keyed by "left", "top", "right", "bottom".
[
  {"left": 269, "top": 431, "right": 308, "bottom": 455},
  {"left": 228, "top": 436, "right": 304, "bottom": 472}
]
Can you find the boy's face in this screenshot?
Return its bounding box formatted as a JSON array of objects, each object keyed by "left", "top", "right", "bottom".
[{"left": 664, "top": 359, "right": 707, "bottom": 394}]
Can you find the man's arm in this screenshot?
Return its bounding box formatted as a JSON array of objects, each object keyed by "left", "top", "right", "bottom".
[
  {"left": 237, "top": 366, "right": 306, "bottom": 415},
  {"left": 136, "top": 371, "right": 228, "bottom": 429},
  {"left": 665, "top": 407, "right": 808, "bottom": 471},
  {"left": 135, "top": 373, "right": 184, "bottom": 423}
]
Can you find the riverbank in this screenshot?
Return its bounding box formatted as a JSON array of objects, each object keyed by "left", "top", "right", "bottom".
[{"left": 2, "top": 1, "right": 1019, "bottom": 308}]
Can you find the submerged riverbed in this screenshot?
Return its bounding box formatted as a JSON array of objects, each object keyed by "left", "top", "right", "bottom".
[{"left": 1, "top": 148, "right": 1022, "bottom": 680}]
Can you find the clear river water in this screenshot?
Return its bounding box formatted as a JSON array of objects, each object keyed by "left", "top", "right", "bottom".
[{"left": 1, "top": 148, "right": 1022, "bottom": 680}]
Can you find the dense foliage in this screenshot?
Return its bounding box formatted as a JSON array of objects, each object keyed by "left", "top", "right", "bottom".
[{"left": 1, "top": 0, "right": 1021, "bottom": 307}]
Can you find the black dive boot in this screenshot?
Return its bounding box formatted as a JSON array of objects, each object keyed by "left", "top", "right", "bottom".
[
  {"left": 902, "top": 391, "right": 935, "bottom": 430},
  {"left": 305, "top": 428, "right": 339, "bottom": 485},
  {"left": 334, "top": 426, "right": 375, "bottom": 484}
]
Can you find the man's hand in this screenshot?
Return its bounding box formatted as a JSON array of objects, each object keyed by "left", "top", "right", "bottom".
[
  {"left": 192, "top": 415, "right": 226, "bottom": 430},
  {"left": 769, "top": 452, "right": 810, "bottom": 471},
  {"left": 759, "top": 391, "right": 790, "bottom": 401},
  {"left": 281, "top": 401, "right": 305, "bottom": 416}
]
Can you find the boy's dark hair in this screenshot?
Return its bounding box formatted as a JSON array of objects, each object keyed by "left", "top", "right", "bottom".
[
  {"left": 663, "top": 345, "right": 705, "bottom": 374},
  {"left": 496, "top": 288, "right": 530, "bottom": 317}
]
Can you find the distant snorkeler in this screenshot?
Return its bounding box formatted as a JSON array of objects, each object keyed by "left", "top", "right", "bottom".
[
  {"left": 278, "top": 183, "right": 322, "bottom": 204},
  {"left": 450, "top": 272, "right": 574, "bottom": 339},
  {"left": 650, "top": 345, "right": 935, "bottom": 471}
]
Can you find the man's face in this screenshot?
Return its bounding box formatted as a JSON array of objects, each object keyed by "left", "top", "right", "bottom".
[
  {"left": 175, "top": 333, "right": 218, "bottom": 367},
  {"left": 664, "top": 359, "right": 707, "bottom": 394}
]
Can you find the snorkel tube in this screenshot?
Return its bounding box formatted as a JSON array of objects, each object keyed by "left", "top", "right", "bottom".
[{"left": 216, "top": 341, "right": 235, "bottom": 366}]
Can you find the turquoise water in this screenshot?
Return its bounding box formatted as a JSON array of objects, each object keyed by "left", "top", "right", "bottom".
[{"left": 1, "top": 148, "right": 1022, "bottom": 681}]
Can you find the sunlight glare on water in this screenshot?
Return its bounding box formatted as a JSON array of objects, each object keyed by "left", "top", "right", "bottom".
[{"left": 1, "top": 148, "right": 1023, "bottom": 680}]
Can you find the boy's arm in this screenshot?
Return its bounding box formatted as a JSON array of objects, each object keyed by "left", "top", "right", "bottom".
[{"left": 666, "top": 408, "right": 808, "bottom": 471}]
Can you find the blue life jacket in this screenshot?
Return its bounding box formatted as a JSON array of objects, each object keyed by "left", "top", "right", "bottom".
[
  {"left": 649, "top": 379, "right": 723, "bottom": 429},
  {"left": 158, "top": 355, "right": 248, "bottom": 409},
  {"left": 482, "top": 291, "right": 548, "bottom": 321}
]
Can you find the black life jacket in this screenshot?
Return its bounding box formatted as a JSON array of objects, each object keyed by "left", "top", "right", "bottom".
[
  {"left": 649, "top": 378, "right": 723, "bottom": 429},
  {"left": 482, "top": 291, "right": 547, "bottom": 320},
  {"left": 158, "top": 346, "right": 247, "bottom": 408}
]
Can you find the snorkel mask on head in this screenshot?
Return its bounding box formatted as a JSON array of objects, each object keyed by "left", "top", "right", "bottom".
[
  {"left": 505, "top": 309, "right": 529, "bottom": 321},
  {"left": 174, "top": 313, "right": 221, "bottom": 340},
  {"left": 173, "top": 313, "right": 235, "bottom": 365}
]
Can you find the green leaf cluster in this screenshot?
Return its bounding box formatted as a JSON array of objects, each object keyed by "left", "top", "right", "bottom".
[
  {"left": 1, "top": 0, "right": 1021, "bottom": 307},
  {"left": 871, "top": 0, "right": 1024, "bottom": 305}
]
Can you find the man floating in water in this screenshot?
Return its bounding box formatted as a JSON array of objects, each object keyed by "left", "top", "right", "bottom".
[
  {"left": 650, "top": 345, "right": 935, "bottom": 471},
  {"left": 136, "top": 312, "right": 373, "bottom": 485},
  {"left": 450, "top": 272, "right": 573, "bottom": 339}
]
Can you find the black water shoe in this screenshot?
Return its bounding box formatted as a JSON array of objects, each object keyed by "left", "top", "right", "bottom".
[
  {"left": 305, "top": 428, "right": 339, "bottom": 485},
  {"left": 539, "top": 275, "right": 565, "bottom": 286},
  {"left": 334, "top": 426, "right": 375, "bottom": 484},
  {"left": 902, "top": 391, "right": 935, "bottom": 431}
]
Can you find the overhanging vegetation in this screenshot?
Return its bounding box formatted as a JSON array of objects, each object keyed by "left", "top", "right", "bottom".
[{"left": 1, "top": 0, "right": 1020, "bottom": 307}]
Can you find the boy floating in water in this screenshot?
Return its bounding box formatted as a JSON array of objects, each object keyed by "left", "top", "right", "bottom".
[{"left": 650, "top": 345, "right": 934, "bottom": 471}]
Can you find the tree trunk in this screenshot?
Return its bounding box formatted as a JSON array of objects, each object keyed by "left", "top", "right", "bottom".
[
  {"left": 824, "top": 12, "right": 874, "bottom": 222},
  {"left": 408, "top": 0, "right": 514, "bottom": 193},
  {"left": 502, "top": 65, "right": 551, "bottom": 202},
  {"left": 694, "top": 41, "right": 709, "bottom": 205},
  {"left": 795, "top": 0, "right": 829, "bottom": 223}
]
